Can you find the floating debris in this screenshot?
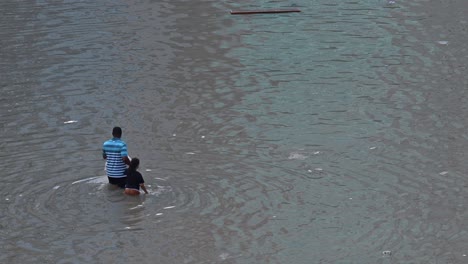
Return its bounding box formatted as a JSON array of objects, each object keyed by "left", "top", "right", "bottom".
[
  {"left": 382, "top": 250, "right": 392, "bottom": 256},
  {"left": 63, "top": 120, "right": 78, "bottom": 124},
  {"left": 230, "top": 9, "right": 301, "bottom": 15},
  {"left": 288, "top": 152, "right": 307, "bottom": 160},
  {"left": 437, "top": 40, "right": 449, "bottom": 45},
  {"left": 155, "top": 177, "right": 167, "bottom": 181},
  {"left": 439, "top": 171, "right": 448, "bottom": 175},
  {"left": 219, "top": 253, "right": 230, "bottom": 260},
  {"left": 53, "top": 186, "right": 60, "bottom": 190},
  {"left": 369, "top": 146, "right": 377, "bottom": 150}
]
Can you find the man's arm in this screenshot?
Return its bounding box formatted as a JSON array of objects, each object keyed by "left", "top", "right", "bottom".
[
  {"left": 121, "top": 142, "right": 130, "bottom": 165},
  {"left": 122, "top": 156, "right": 131, "bottom": 165}
]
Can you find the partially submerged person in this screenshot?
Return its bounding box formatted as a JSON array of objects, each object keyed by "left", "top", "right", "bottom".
[
  {"left": 124, "top": 158, "right": 149, "bottom": 195},
  {"left": 102, "top": 127, "right": 131, "bottom": 188}
]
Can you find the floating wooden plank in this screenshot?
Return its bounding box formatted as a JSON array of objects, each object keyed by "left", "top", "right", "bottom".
[{"left": 230, "top": 9, "right": 301, "bottom": 15}]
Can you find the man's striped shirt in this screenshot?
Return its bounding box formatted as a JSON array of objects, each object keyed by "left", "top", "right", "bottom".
[{"left": 102, "top": 138, "right": 128, "bottom": 178}]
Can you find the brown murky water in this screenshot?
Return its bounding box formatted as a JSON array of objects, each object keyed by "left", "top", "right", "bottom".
[{"left": 1, "top": 0, "right": 467, "bottom": 263}]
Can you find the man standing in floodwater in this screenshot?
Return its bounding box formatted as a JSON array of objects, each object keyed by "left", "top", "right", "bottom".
[{"left": 102, "top": 127, "right": 131, "bottom": 188}]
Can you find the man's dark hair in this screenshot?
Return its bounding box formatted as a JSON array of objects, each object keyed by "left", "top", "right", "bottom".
[{"left": 112, "top": 127, "right": 122, "bottom": 137}]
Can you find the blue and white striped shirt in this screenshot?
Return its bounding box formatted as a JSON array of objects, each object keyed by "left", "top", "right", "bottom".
[{"left": 102, "top": 138, "right": 128, "bottom": 178}]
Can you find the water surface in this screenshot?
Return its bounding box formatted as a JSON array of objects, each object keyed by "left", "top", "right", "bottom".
[{"left": 1, "top": 0, "right": 468, "bottom": 263}]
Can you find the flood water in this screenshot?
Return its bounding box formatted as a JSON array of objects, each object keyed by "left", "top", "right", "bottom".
[{"left": 1, "top": 0, "right": 468, "bottom": 263}]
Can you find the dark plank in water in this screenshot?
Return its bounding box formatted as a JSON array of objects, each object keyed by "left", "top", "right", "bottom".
[{"left": 230, "top": 9, "right": 301, "bottom": 15}]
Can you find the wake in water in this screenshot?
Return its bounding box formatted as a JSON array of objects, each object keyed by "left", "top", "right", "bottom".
[{"left": 71, "top": 175, "right": 166, "bottom": 197}]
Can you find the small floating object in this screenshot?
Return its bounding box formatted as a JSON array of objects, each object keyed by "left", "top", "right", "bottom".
[
  {"left": 219, "top": 253, "right": 230, "bottom": 261},
  {"left": 230, "top": 9, "right": 301, "bottom": 15},
  {"left": 63, "top": 120, "right": 78, "bottom": 124},
  {"left": 382, "top": 250, "right": 392, "bottom": 256},
  {"left": 155, "top": 177, "right": 167, "bottom": 181},
  {"left": 288, "top": 152, "right": 307, "bottom": 160}
]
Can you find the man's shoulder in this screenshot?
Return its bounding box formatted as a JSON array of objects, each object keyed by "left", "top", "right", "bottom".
[
  {"left": 117, "top": 139, "right": 127, "bottom": 148},
  {"left": 103, "top": 138, "right": 126, "bottom": 145},
  {"left": 113, "top": 138, "right": 126, "bottom": 144},
  {"left": 103, "top": 139, "right": 115, "bottom": 146},
  {"left": 103, "top": 139, "right": 125, "bottom": 150}
]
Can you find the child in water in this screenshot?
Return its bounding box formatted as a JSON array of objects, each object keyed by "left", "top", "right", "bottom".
[{"left": 124, "top": 158, "right": 149, "bottom": 195}]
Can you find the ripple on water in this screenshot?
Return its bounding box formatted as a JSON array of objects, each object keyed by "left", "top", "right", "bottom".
[{"left": 2, "top": 173, "right": 165, "bottom": 259}]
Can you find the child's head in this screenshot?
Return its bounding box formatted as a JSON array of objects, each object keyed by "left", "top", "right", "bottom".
[{"left": 130, "top": 157, "right": 140, "bottom": 170}]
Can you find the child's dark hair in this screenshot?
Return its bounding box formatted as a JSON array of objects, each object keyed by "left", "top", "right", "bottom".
[{"left": 129, "top": 158, "right": 140, "bottom": 172}]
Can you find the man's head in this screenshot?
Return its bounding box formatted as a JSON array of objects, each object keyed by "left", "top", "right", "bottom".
[{"left": 112, "top": 127, "right": 122, "bottom": 138}]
